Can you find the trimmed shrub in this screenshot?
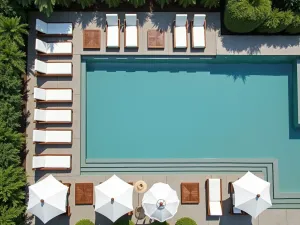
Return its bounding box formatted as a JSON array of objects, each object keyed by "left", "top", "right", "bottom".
[
  {"left": 273, "top": 0, "right": 300, "bottom": 12},
  {"left": 201, "top": 0, "right": 219, "bottom": 9},
  {"left": 177, "top": 0, "right": 196, "bottom": 8},
  {"left": 224, "top": 0, "right": 272, "bottom": 33},
  {"left": 176, "top": 218, "right": 197, "bottom": 225},
  {"left": 286, "top": 13, "right": 300, "bottom": 33},
  {"left": 257, "top": 9, "right": 293, "bottom": 33},
  {"left": 75, "top": 219, "right": 94, "bottom": 225}
]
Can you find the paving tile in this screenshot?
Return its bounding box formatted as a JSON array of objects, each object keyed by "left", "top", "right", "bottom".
[
  {"left": 287, "top": 209, "right": 300, "bottom": 225},
  {"left": 258, "top": 209, "right": 287, "bottom": 225}
]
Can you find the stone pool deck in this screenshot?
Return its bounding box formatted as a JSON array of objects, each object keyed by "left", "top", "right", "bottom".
[{"left": 26, "top": 11, "right": 300, "bottom": 225}]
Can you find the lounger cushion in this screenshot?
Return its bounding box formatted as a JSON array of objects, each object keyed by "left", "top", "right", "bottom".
[
  {"left": 36, "top": 19, "right": 72, "bottom": 35},
  {"left": 175, "top": 27, "right": 187, "bottom": 48},
  {"left": 208, "top": 179, "right": 221, "bottom": 202},
  {"left": 33, "top": 130, "right": 72, "bottom": 143},
  {"left": 33, "top": 155, "right": 71, "bottom": 169},
  {"left": 175, "top": 14, "right": 187, "bottom": 27},
  {"left": 36, "top": 19, "right": 48, "bottom": 34},
  {"left": 34, "top": 109, "right": 72, "bottom": 122},
  {"left": 47, "top": 63, "right": 72, "bottom": 74},
  {"left": 209, "top": 202, "right": 223, "bottom": 216},
  {"left": 126, "top": 26, "right": 138, "bottom": 47},
  {"left": 34, "top": 88, "right": 46, "bottom": 100},
  {"left": 193, "top": 27, "right": 205, "bottom": 48},
  {"left": 107, "top": 14, "right": 118, "bottom": 26},
  {"left": 47, "top": 23, "right": 72, "bottom": 35},
  {"left": 126, "top": 14, "right": 137, "bottom": 26},
  {"left": 35, "top": 59, "right": 72, "bottom": 75},
  {"left": 194, "top": 14, "right": 206, "bottom": 26},
  {"left": 46, "top": 89, "right": 72, "bottom": 101},
  {"left": 35, "top": 39, "right": 72, "bottom": 54},
  {"left": 232, "top": 194, "right": 242, "bottom": 214},
  {"left": 107, "top": 26, "right": 119, "bottom": 47}
]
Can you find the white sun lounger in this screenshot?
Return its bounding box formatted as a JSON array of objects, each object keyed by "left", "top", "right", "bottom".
[
  {"left": 34, "top": 59, "right": 72, "bottom": 76},
  {"left": 125, "top": 14, "right": 139, "bottom": 48},
  {"left": 206, "top": 179, "right": 223, "bottom": 216},
  {"left": 34, "top": 108, "right": 72, "bottom": 123},
  {"left": 106, "top": 14, "right": 120, "bottom": 48},
  {"left": 34, "top": 87, "right": 73, "bottom": 103},
  {"left": 35, "top": 39, "right": 72, "bottom": 55},
  {"left": 191, "top": 14, "right": 206, "bottom": 48},
  {"left": 33, "top": 129, "right": 72, "bottom": 144},
  {"left": 32, "top": 154, "right": 72, "bottom": 170},
  {"left": 174, "top": 14, "right": 188, "bottom": 48},
  {"left": 36, "top": 19, "right": 73, "bottom": 36}
]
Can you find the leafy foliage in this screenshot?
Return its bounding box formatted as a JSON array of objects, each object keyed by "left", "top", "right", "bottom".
[
  {"left": 176, "top": 218, "right": 197, "bottom": 225},
  {"left": 0, "top": 15, "right": 27, "bottom": 225},
  {"left": 0, "top": 16, "right": 28, "bottom": 46},
  {"left": 75, "top": 219, "right": 95, "bottom": 225},
  {"left": 257, "top": 9, "right": 294, "bottom": 33},
  {"left": 273, "top": 0, "right": 300, "bottom": 12},
  {"left": 156, "top": 0, "right": 170, "bottom": 8},
  {"left": 201, "top": 0, "right": 219, "bottom": 8},
  {"left": 285, "top": 13, "right": 300, "bottom": 33},
  {"left": 177, "top": 0, "right": 196, "bottom": 7},
  {"left": 128, "top": 0, "right": 145, "bottom": 7},
  {"left": 224, "top": 0, "right": 272, "bottom": 33},
  {"left": 105, "top": 0, "right": 121, "bottom": 8}
]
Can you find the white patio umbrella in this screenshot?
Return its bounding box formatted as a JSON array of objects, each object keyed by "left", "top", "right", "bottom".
[
  {"left": 94, "top": 175, "right": 133, "bottom": 222},
  {"left": 233, "top": 171, "right": 272, "bottom": 218},
  {"left": 142, "top": 183, "right": 179, "bottom": 222},
  {"left": 27, "top": 175, "right": 68, "bottom": 224}
]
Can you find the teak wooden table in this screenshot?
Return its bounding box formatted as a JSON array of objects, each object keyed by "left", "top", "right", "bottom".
[
  {"left": 75, "top": 183, "right": 93, "bottom": 205},
  {"left": 181, "top": 182, "right": 200, "bottom": 204},
  {"left": 147, "top": 30, "right": 165, "bottom": 49},
  {"left": 83, "top": 30, "right": 101, "bottom": 49}
]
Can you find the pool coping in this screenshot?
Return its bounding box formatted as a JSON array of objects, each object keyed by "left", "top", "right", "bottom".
[{"left": 81, "top": 56, "right": 300, "bottom": 208}]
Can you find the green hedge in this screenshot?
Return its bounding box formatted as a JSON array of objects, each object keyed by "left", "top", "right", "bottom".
[
  {"left": 0, "top": 15, "right": 27, "bottom": 225},
  {"left": 257, "top": 9, "right": 294, "bottom": 33},
  {"left": 286, "top": 13, "right": 300, "bottom": 33},
  {"left": 224, "top": 0, "right": 272, "bottom": 33},
  {"left": 75, "top": 219, "right": 94, "bottom": 225},
  {"left": 201, "top": 0, "right": 219, "bottom": 9},
  {"left": 176, "top": 217, "right": 197, "bottom": 225}
]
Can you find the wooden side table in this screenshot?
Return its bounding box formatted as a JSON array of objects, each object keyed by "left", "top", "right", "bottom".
[
  {"left": 75, "top": 183, "right": 94, "bottom": 205},
  {"left": 181, "top": 182, "right": 200, "bottom": 204},
  {"left": 83, "top": 30, "right": 101, "bottom": 49},
  {"left": 147, "top": 30, "right": 165, "bottom": 49}
]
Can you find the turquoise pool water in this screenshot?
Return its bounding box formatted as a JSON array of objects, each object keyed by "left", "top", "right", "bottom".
[{"left": 86, "top": 59, "right": 300, "bottom": 192}]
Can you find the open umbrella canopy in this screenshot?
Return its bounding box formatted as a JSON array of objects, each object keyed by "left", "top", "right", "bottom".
[
  {"left": 27, "top": 175, "right": 68, "bottom": 224},
  {"left": 94, "top": 175, "right": 133, "bottom": 222},
  {"left": 233, "top": 171, "right": 272, "bottom": 218},
  {"left": 142, "top": 183, "right": 179, "bottom": 222}
]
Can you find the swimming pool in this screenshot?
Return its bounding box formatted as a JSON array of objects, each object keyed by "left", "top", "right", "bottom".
[{"left": 84, "top": 56, "right": 300, "bottom": 193}]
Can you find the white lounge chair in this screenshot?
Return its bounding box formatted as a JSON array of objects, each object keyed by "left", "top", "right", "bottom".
[
  {"left": 106, "top": 14, "right": 120, "bottom": 48},
  {"left": 174, "top": 14, "right": 188, "bottom": 48},
  {"left": 36, "top": 19, "right": 73, "bottom": 36},
  {"left": 206, "top": 179, "right": 223, "bottom": 216},
  {"left": 34, "top": 108, "right": 72, "bottom": 123},
  {"left": 32, "top": 154, "right": 72, "bottom": 170},
  {"left": 34, "top": 59, "right": 72, "bottom": 76},
  {"left": 34, "top": 87, "right": 73, "bottom": 103},
  {"left": 33, "top": 129, "right": 72, "bottom": 144},
  {"left": 191, "top": 14, "right": 206, "bottom": 48},
  {"left": 125, "top": 14, "right": 139, "bottom": 48},
  {"left": 35, "top": 39, "right": 72, "bottom": 55}
]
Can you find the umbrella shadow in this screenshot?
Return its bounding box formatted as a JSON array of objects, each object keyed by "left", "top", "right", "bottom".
[{"left": 95, "top": 213, "right": 113, "bottom": 225}]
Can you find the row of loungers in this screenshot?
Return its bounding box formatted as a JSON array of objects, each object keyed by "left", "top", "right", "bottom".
[{"left": 34, "top": 13, "right": 206, "bottom": 52}]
